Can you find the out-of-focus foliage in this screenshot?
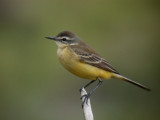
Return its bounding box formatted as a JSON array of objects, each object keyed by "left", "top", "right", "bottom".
[{"left": 0, "top": 0, "right": 159, "bottom": 120}]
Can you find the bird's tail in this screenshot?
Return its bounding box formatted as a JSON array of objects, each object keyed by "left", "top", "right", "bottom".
[{"left": 112, "top": 73, "right": 151, "bottom": 91}]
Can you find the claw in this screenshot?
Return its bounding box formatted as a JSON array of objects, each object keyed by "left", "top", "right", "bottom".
[
  {"left": 80, "top": 79, "right": 103, "bottom": 107},
  {"left": 80, "top": 94, "right": 87, "bottom": 100},
  {"left": 82, "top": 94, "right": 90, "bottom": 105},
  {"left": 79, "top": 88, "right": 83, "bottom": 92}
]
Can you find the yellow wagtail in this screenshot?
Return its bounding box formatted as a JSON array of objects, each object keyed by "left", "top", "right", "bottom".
[{"left": 45, "top": 31, "right": 150, "bottom": 101}]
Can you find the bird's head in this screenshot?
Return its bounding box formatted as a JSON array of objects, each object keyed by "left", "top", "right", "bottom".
[{"left": 45, "top": 31, "right": 82, "bottom": 47}]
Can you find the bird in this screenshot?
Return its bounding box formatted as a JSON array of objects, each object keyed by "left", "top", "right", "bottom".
[{"left": 45, "top": 31, "right": 150, "bottom": 102}]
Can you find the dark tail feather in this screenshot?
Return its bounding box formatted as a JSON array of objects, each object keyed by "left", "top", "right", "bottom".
[{"left": 113, "top": 74, "right": 151, "bottom": 91}]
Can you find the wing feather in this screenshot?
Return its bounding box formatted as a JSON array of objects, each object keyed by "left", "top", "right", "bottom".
[{"left": 71, "top": 45, "right": 119, "bottom": 74}]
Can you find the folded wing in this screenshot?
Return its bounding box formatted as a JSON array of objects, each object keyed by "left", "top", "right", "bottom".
[{"left": 72, "top": 45, "right": 119, "bottom": 74}]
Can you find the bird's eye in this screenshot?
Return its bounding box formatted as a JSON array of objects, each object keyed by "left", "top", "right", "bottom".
[{"left": 62, "top": 38, "right": 67, "bottom": 41}]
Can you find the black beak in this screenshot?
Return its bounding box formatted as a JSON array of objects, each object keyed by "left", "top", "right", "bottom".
[{"left": 45, "top": 36, "right": 56, "bottom": 40}]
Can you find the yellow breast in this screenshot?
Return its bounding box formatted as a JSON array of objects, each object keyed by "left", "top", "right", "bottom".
[{"left": 57, "top": 47, "right": 113, "bottom": 80}]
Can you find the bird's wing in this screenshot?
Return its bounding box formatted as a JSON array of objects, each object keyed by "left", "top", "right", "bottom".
[{"left": 71, "top": 45, "right": 119, "bottom": 74}]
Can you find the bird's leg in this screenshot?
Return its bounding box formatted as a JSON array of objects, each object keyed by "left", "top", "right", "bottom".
[
  {"left": 87, "top": 80, "right": 103, "bottom": 98},
  {"left": 82, "top": 78, "right": 103, "bottom": 105},
  {"left": 84, "top": 80, "right": 96, "bottom": 89},
  {"left": 79, "top": 80, "right": 96, "bottom": 92}
]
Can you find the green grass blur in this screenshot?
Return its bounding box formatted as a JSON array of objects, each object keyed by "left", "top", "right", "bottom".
[{"left": 0, "top": 0, "right": 160, "bottom": 120}]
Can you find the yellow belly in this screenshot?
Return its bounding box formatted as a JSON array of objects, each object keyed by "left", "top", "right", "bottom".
[{"left": 57, "top": 47, "right": 113, "bottom": 80}]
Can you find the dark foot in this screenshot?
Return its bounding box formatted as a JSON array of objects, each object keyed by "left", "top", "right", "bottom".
[
  {"left": 79, "top": 87, "right": 83, "bottom": 92},
  {"left": 81, "top": 93, "right": 91, "bottom": 105}
]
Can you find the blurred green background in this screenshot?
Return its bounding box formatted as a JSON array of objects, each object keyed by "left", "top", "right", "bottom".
[{"left": 0, "top": 0, "right": 160, "bottom": 120}]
